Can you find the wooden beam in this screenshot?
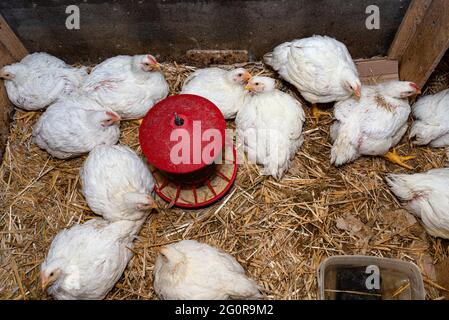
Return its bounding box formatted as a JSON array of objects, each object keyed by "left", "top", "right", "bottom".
[
  {"left": 0, "top": 14, "right": 28, "bottom": 61},
  {"left": 355, "top": 58, "right": 399, "bottom": 85},
  {"left": 388, "top": 0, "right": 433, "bottom": 61},
  {"left": 0, "top": 14, "right": 28, "bottom": 164},
  {"left": 390, "top": 0, "right": 449, "bottom": 87},
  {"left": 0, "top": 44, "right": 15, "bottom": 165}
]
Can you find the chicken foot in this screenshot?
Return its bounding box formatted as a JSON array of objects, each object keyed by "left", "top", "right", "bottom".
[
  {"left": 383, "top": 149, "right": 415, "bottom": 170},
  {"left": 311, "top": 104, "right": 332, "bottom": 122}
]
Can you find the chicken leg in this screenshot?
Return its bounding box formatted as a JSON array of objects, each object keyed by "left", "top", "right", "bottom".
[
  {"left": 311, "top": 104, "right": 332, "bottom": 122},
  {"left": 383, "top": 149, "right": 415, "bottom": 170}
]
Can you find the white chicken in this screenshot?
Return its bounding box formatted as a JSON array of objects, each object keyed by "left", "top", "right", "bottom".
[
  {"left": 32, "top": 96, "right": 121, "bottom": 159},
  {"left": 235, "top": 76, "right": 305, "bottom": 179},
  {"left": 80, "top": 144, "right": 157, "bottom": 222},
  {"left": 330, "top": 81, "right": 421, "bottom": 169},
  {"left": 264, "top": 35, "right": 361, "bottom": 121},
  {"left": 386, "top": 168, "right": 449, "bottom": 239},
  {"left": 82, "top": 54, "right": 169, "bottom": 120},
  {"left": 153, "top": 240, "right": 262, "bottom": 300},
  {"left": 410, "top": 88, "right": 449, "bottom": 147},
  {"left": 181, "top": 67, "right": 252, "bottom": 119},
  {"left": 0, "top": 52, "right": 87, "bottom": 110},
  {"left": 41, "top": 218, "right": 143, "bottom": 300}
]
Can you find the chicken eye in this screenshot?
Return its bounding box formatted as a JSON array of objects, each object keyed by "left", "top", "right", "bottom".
[
  {"left": 49, "top": 272, "right": 54, "bottom": 277},
  {"left": 255, "top": 82, "right": 260, "bottom": 86},
  {"left": 238, "top": 73, "right": 243, "bottom": 77}
]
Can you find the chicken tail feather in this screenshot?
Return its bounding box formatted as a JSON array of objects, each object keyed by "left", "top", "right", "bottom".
[
  {"left": 227, "top": 276, "right": 263, "bottom": 300},
  {"left": 330, "top": 127, "right": 358, "bottom": 166},
  {"left": 410, "top": 121, "right": 446, "bottom": 146},
  {"left": 385, "top": 173, "right": 417, "bottom": 201},
  {"left": 263, "top": 52, "right": 274, "bottom": 66}
]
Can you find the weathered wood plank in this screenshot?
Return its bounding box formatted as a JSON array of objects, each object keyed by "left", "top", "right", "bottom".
[
  {"left": 398, "top": 0, "right": 449, "bottom": 87},
  {"left": 0, "top": 44, "right": 15, "bottom": 164},
  {"left": 0, "top": 0, "right": 410, "bottom": 63},
  {"left": 388, "top": 0, "right": 433, "bottom": 61},
  {"left": 0, "top": 13, "right": 28, "bottom": 164},
  {"left": 355, "top": 58, "right": 399, "bottom": 85},
  {"left": 0, "top": 14, "right": 27, "bottom": 61}
]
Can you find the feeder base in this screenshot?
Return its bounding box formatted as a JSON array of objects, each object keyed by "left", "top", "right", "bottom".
[{"left": 151, "top": 148, "right": 237, "bottom": 208}]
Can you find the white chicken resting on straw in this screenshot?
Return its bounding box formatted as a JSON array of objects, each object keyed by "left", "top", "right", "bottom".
[
  {"left": 330, "top": 81, "right": 421, "bottom": 169},
  {"left": 82, "top": 54, "right": 169, "bottom": 120},
  {"left": 32, "top": 96, "right": 121, "bottom": 159},
  {"left": 236, "top": 76, "right": 306, "bottom": 179},
  {"left": 264, "top": 35, "right": 361, "bottom": 121},
  {"left": 386, "top": 167, "right": 449, "bottom": 239},
  {"left": 0, "top": 52, "right": 87, "bottom": 110},
  {"left": 181, "top": 67, "right": 252, "bottom": 119},
  {"left": 41, "top": 218, "right": 144, "bottom": 300},
  {"left": 410, "top": 88, "right": 449, "bottom": 147},
  {"left": 153, "top": 240, "right": 262, "bottom": 300},
  {"left": 80, "top": 144, "right": 157, "bottom": 222}
]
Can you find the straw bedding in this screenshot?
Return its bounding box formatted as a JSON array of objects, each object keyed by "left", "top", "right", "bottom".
[{"left": 1, "top": 60, "right": 449, "bottom": 300}]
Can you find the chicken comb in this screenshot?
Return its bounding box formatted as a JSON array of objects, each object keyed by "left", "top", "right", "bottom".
[
  {"left": 106, "top": 111, "right": 121, "bottom": 121},
  {"left": 147, "top": 54, "right": 158, "bottom": 65},
  {"left": 410, "top": 82, "right": 421, "bottom": 91}
]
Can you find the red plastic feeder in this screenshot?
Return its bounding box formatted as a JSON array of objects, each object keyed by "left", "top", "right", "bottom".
[{"left": 139, "top": 94, "right": 238, "bottom": 208}]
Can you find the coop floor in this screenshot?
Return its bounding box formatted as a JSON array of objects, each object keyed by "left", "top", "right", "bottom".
[{"left": 1, "top": 62, "right": 449, "bottom": 300}]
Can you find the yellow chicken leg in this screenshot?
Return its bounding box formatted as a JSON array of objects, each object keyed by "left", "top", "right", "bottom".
[
  {"left": 311, "top": 104, "right": 332, "bottom": 122},
  {"left": 383, "top": 149, "right": 416, "bottom": 170}
]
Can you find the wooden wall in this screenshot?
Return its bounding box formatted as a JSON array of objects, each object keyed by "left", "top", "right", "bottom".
[
  {"left": 0, "top": 0, "right": 411, "bottom": 64},
  {"left": 0, "top": 15, "right": 27, "bottom": 164},
  {"left": 388, "top": 0, "right": 449, "bottom": 88}
]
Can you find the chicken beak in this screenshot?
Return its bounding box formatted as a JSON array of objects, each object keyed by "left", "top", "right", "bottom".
[
  {"left": 0, "top": 71, "right": 11, "bottom": 80},
  {"left": 41, "top": 275, "right": 50, "bottom": 291},
  {"left": 146, "top": 195, "right": 158, "bottom": 210},
  {"left": 151, "top": 63, "right": 161, "bottom": 71},
  {"left": 416, "top": 88, "right": 422, "bottom": 95},
  {"left": 243, "top": 72, "right": 252, "bottom": 82},
  {"left": 354, "top": 87, "right": 361, "bottom": 99},
  {"left": 245, "top": 84, "right": 253, "bottom": 92}
]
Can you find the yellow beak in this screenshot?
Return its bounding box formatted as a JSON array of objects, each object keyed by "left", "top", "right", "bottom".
[
  {"left": 243, "top": 72, "right": 252, "bottom": 82},
  {"left": 41, "top": 275, "right": 50, "bottom": 291}
]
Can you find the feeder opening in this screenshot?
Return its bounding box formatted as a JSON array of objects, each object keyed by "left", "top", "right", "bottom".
[{"left": 174, "top": 112, "right": 184, "bottom": 126}]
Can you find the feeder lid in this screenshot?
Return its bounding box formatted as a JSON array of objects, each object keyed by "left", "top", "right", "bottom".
[{"left": 139, "top": 94, "right": 226, "bottom": 174}]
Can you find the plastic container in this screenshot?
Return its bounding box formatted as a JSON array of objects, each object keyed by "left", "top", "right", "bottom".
[{"left": 317, "top": 255, "right": 426, "bottom": 300}]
